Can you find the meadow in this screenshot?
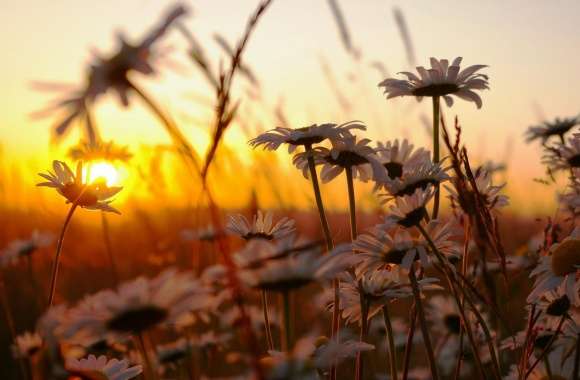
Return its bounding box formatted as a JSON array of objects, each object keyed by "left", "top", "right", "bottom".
[{"left": 0, "top": 2, "right": 579, "bottom": 380}]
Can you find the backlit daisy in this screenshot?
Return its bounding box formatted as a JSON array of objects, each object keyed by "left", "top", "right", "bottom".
[
  {"left": 375, "top": 139, "right": 430, "bottom": 181},
  {"left": 0, "top": 230, "right": 53, "bottom": 267},
  {"left": 37, "top": 160, "right": 122, "bottom": 214},
  {"left": 527, "top": 227, "right": 580, "bottom": 301},
  {"left": 12, "top": 332, "right": 43, "bottom": 359},
  {"left": 249, "top": 121, "right": 365, "bottom": 153},
  {"left": 379, "top": 158, "right": 449, "bottom": 199},
  {"left": 542, "top": 132, "right": 580, "bottom": 172},
  {"left": 378, "top": 57, "right": 489, "bottom": 108},
  {"left": 227, "top": 210, "right": 295, "bottom": 241},
  {"left": 526, "top": 115, "right": 580, "bottom": 144},
  {"left": 65, "top": 354, "right": 142, "bottom": 380},
  {"left": 382, "top": 187, "right": 434, "bottom": 229}
]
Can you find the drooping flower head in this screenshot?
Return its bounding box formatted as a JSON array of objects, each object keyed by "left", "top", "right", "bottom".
[
  {"left": 227, "top": 210, "right": 295, "bottom": 241},
  {"left": 382, "top": 187, "right": 434, "bottom": 229},
  {"left": 249, "top": 121, "right": 365, "bottom": 153},
  {"left": 379, "top": 57, "right": 489, "bottom": 108},
  {"left": 65, "top": 355, "right": 142, "bottom": 380},
  {"left": 37, "top": 160, "right": 122, "bottom": 214}
]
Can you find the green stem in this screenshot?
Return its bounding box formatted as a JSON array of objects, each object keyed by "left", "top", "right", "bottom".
[
  {"left": 382, "top": 304, "right": 398, "bottom": 380},
  {"left": 261, "top": 290, "right": 275, "bottom": 351},
  {"left": 48, "top": 203, "right": 78, "bottom": 306},
  {"left": 432, "top": 96, "right": 441, "bottom": 218},
  {"left": 101, "top": 211, "right": 119, "bottom": 287},
  {"left": 409, "top": 267, "right": 439, "bottom": 380},
  {"left": 282, "top": 290, "right": 292, "bottom": 352}
]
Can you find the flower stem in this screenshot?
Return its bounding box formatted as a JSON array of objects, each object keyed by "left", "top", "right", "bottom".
[
  {"left": 408, "top": 267, "right": 439, "bottom": 380},
  {"left": 345, "top": 166, "right": 358, "bottom": 239},
  {"left": 261, "top": 290, "right": 275, "bottom": 351},
  {"left": 304, "top": 143, "right": 339, "bottom": 380},
  {"left": 281, "top": 290, "right": 292, "bottom": 352},
  {"left": 573, "top": 333, "right": 580, "bottom": 380},
  {"left": 382, "top": 303, "right": 398, "bottom": 380},
  {"left": 136, "top": 333, "right": 156, "bottom": 380},
  {"left": 432, "top": 96, "right": 441, "bottom": 218},
  {"left": 401, "top": 305, "right": 417, "bottom": 380},
  {"left": 101, "top": 211, "right": 119, "bottom": 287},
  {"left": 525, "top": 316, "right": 566, "bottom": 378},
  {"left": 48, "top": 203, "right": 78, "bottom": 306}
]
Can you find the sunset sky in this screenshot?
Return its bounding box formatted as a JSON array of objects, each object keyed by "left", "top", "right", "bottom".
[{"left": 1, "top": 0, "right": 580, "bottom": 213}]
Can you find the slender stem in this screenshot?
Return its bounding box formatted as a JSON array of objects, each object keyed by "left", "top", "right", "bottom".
[
  {"left": 136, "top": 333, "right": 156, "bottom": 380},
  {"left": 573, "top": 333, "right": 580, "bottom": 380},
  {"left": 382, "top": 304, "right": 398, "bottom": 380},
  {"left": 282, "top": 290, "right": 292, "bottom": 352},
  {"left": 345, "top": 167, "right": 358, "bottom": 239},
  {"left": 543, "top": 356, "right": 553, "bottom": 380},
  {"left": 432, "top": 95, "right": 441, "bottom": 218},
  {"left": 401, "top": 305, "right": 417, "bottom": 380},
  {"left": 101, "top": 211, "right": 119, "bottom": 287},
  {"left": 261, "top": 290, "right": 275, "bottom": 351},
  {"left": 48, "top": 203, "right": 78, "bottom": 306},
  {"left": 453, "top": 329, "right": 464, "bottom": 380},
  {"left": 525, "top": 316, "right": 566, "bottom": 378},
  {"left": 305, "top": 144, "right": 340, "bottom": 380},
  {"left": 409, "top": 267, "right": 439, "bottom": 380}
]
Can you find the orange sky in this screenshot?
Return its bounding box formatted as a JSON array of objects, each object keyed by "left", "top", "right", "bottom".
[{"left": 1, "top": 0, "right": 580, "bottom": 214}]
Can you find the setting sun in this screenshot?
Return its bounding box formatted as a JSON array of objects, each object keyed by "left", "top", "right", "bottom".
[{"left": 84, "top": 161, "right": 120, "bottom": 186}]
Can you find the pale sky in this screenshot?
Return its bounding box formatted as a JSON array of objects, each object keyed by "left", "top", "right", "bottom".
[{"left": 1, "top": 0, "right": 579, "bottom": 213}]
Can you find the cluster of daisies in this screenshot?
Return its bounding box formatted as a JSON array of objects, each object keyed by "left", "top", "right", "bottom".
[{"left": 1, "top": 55, "right": 578, "bottom": 380}]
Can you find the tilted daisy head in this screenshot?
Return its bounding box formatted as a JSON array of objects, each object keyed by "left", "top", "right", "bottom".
[
  {"left": 526, "top": 115, "right": 580, "bottom": 144},
  {"left": 249, "top": 120, "right": 365, "bottom": 153},
  {"left": 65, "top": 354, "right": 142, "bottom": 380},
  {"left": 37, "top": 160, "right": 122, "bottom": 214},
  {"left": 542, "top": 132, "right": 580, "bottom": 173},
  {"left": 376, "top": 139, "right": 430, "bottom": 181},
  {"left": 379, "top": 57, "right": 489, "bottom": 108},
  {"left": 382, "top": 187, "right": 434, "bottom": 229},
  {"left": 378, "top": 157, "right": 449, "bottom": 199},
  {"left": 226, "top": 210, "right": 295, "bottom": 241}
]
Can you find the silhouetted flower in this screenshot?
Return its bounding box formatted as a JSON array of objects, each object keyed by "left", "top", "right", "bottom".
[
  {"left": 65, "top": 355, "right": 142, "bottom": 380},
  {"left": 382, "top": 188, "right": 434, "bottom": 228},
  {"left": 12, "top": 332, "right": 43, "bottom": 359},
  {"left": 0, "top": 230, "right": 53, "bottom": 267},
  {"left": 526, "top": 115, "right": 579, "bottom": 144},
  {"left": 227, "top": 210, "right": 295, "bottom": 241},
  {"left": 68, "top": 140, "right": 132, "bottom": 163}
]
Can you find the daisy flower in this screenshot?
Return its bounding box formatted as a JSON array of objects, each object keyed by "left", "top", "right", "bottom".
[
  {"left": 308, "top": 135, "right": 388, "bottom": 183},
  {"left": 527, "top": 226, "right": 580, "bottom": 302},
  {"left": 426, "top": 295, "right": 464, "bottom": 336},
  {"left": 0, "top": 230, "right": 53, "bottom": 267},
  {"left": 239, "top": 244, "right": 358, "bottom": 292},
  {"left": 525, "top": 115, "right": 580, "bottom": 144},
  {"left": 68, "top": 140, "right": 132, "bottom": 163},
  {"left": 542, "top": 132, "right": 580, "bottom": 172},
  {"left": 37, "top": 160, "right": 122, "bottom": 214},
  {"left": 535, "top": 281, "right": 578, "bottom": 324},
  {"left": 249, "top": 121, "right": 365, "bottom": 153},
  {"left": 313, "top": 339, "right": 374, "bottom": 370},
  {"left": 260, "top": 336, "right": 318, "bottom": 380},
  {"left": 379, "top": 158, "right": 449, "bottom": 199},
  {"left": 382, "top": 187, "right": 434, "bottom": 229},
  {"left": 375, "top": 139, "right": 430, "bottom": 181},
  {"left": 226, "top": 210, "right": 295, "bottom": 241},
  {"left": 65, "top": 354, "right": 142, "bottom": 380},
  {"left": 378, "top": 57, "right": 489, "bottom": 108},
  {"left": 12, "top": 332, "right": 43, "bottom": 359}
]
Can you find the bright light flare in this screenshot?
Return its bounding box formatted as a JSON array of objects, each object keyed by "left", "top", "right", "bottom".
[{"left": 84, "top": 161, "right": 120, "bottom": 186}]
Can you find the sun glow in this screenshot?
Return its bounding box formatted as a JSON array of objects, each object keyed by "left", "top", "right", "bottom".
[{"left": 84, "top": 161, "right": 120, "bottom": 186}]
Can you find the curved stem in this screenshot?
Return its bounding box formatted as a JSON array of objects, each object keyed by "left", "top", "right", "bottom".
[
  {"left": 48, "top": 203, "right": 78, "bottom": 306},
  {"left": 261, "top": 290, "right": 275, "bottom": 351},
  {"left": 382, "top": 303, "right": 398, "bottom": 380},
  {"left": 409, "top": 267, "right": 439, "bottom": 380},
  {"left": 101, "top": 211, "right": 119, "bottom": 287},
  {"left": 432, "top": 96, "right": 441, "bottom": 218}
]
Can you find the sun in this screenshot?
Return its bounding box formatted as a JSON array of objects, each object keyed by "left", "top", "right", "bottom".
[{"left": 84, "top": 161, "right": 120, "bottom": 187}]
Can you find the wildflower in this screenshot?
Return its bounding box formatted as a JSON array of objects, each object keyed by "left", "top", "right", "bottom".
[
  {"left": 227, "top": 210, "right": 295, "bottom": 241},
  {"left": 378, "top": 57, "right": 489, "bottom": 108},
  {"left": 382, "top": 187, "right": 434, "bottom": 228},
  {"left": 260, "top": 336, "right": 318, "bottom": 380},
  {"left": 60, "top": 269, "right": 207, "bottom": 343},
  {"left": 525, "top": 115, "right": 580, "bottom": 144},
  {"left": 68, "top": 140, "right": 132, "bottom": 163},
  {"left": 378, "top": 157, "right": 449, "bottom": 199},
  {"left": 354, "top": 227, "right": 423, "bottom": 271},
  {"left": 239, "top": 243, "right": 357, "bottom": 292},
  {"left": 37, "top": 160, "right": 122, "bottom": 214},
  {"left": 426, "top": 295, "right": 464, "bottom": 336},
  {"left": 249, "top": 121, "right": 365, "bottom": 153},
  {"left": 528, "top": 227, "right": 580, "bottom": 301},
  {"left": 375, "top": 139, "right": 430, "bottom": 181},
  {"left": 65, "top": 355, "right": 142, "bottom": 380},
  {"left": 535, "top": 281, "right": 578, "bottom": 323},
  {"left": 303, "top": 135, "right": 388, "bottom": 183},
  {"left": 313, "top": 339, "right": 374, "bottom": 370},
  {"left": 12, "top": 332, "right": 43, "bottom": 359},
  {"left": 543, "top": 132, "right": 580, "bottom": 172},
  {"left": 446, "top": 168, "right": 509, "bottom": 214},
  {"left": 0, "top": 230, "right": 53, "bottom": 267}
]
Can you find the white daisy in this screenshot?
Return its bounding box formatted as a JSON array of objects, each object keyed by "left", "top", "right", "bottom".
[
  {"left": 376, "top": 139, "right": 430, "bottom": 181},
  {"left": 313, "top": 339, "right": 374, "bottom": 370},
  {"left": 525, "top": 115, "right": 580, "bottom": 144},
  {"left": 260, "top": 336, "right": 318, "bottom": 380},
  {"left": 535, "top": 281, "right": 579, "bottom": 325},
  {"left": 249, "top": 121, "right": 365, "bottom": 154},
  {"left": 12, "top": 331, "right": 43, "bottom": 359},
  {"left": 378, "top": 57, "right": 489, "bottom": 108},
  {"left": 542, "top": 132, "right": 580, "bottom": 172},
  {"left": 0, "top": 230, "right": 53, "bottom": 267},
  {"left": 65, "top": 354, "right": 142, "bottom": 380},
  {"left": 527, "top": 227, "right": 580, "bottom": 301},
  {"left": 379, "top": 158, "right": 449, "bottom": 199},
  {"left": 37, "top": 160, "right": 122, "bottom": 214},
  {"left": 227, "top": 210, "right": 295, "bottom": 241},
  {"left": 382, "top": 187, "right": 434, "bottom": 229}
]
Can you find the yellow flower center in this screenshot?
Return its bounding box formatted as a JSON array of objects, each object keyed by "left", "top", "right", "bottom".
[{"left": 551, "top": 238, "right": 580, "bottom": 276}]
